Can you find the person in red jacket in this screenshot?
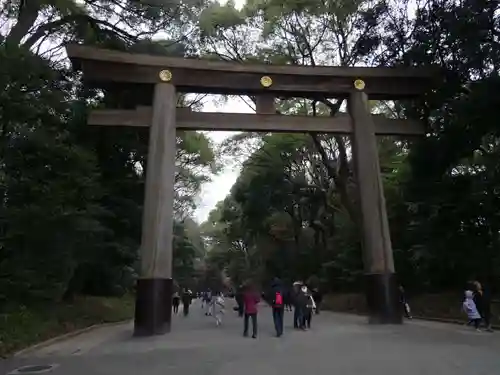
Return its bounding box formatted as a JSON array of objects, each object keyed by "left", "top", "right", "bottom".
[{"left": 243, "top": 282, "right": 260, "bottom": 338}]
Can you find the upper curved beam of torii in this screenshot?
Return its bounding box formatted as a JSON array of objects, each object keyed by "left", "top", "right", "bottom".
[{"left": 65, "top": 44, "right": 438, "bottom": 100}]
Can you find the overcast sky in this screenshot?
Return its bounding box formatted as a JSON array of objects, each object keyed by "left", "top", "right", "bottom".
[
  {"left": 189, "top": 0, "right": 250, "bottom": 224},
  {"left": 192, "top": 96, "right": 252, "bottom": 223}
]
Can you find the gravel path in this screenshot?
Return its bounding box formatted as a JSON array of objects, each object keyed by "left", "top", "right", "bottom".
[{"left": 2, "top": 299, "right": 500, "bottom": 375}]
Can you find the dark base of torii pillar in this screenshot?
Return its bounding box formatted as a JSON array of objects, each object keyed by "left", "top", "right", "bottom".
[
  {"left": 134, "top": 278, "right": 173, "bottom": 336},
  {"left": 133, "top": 82, "right": 177, "bottom": 337},
  {"left": 365, "top": 273, "right": 401, "bottom": 324}
]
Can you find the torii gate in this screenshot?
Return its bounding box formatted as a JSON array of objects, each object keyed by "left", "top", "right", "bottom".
[{"left": 66, "top": 44, "right": 435, "bottom": 336}]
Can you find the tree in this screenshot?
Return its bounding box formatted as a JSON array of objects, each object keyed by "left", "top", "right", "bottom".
[
  {"left": 0, "top": 0, "right": 217, "bottom": 307},
  {"left": 200, "top": 0, "right": 500, "bottom": 295},
  {"left": 1, "top": 0, "right": 194, "bottom": 55},
  {"left": 0, "top": 47, "right": 108, "bottom": 303}
]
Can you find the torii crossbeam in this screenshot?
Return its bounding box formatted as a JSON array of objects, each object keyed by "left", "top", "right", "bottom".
[{"left": 66, "top": 44, "right": 436, "bottom": 336}]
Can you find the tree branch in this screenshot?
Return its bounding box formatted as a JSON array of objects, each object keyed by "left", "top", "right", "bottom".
[
  {"left": 4, "top": 0, "right": 42, "bottom": 47},
  {"left": 23, "top": 14, "right": 138, "bottom": 49}
]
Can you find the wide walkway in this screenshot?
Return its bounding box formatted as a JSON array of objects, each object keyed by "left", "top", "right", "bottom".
[{"left": 2, "top": 299, "right": 500, "bottom": 375}]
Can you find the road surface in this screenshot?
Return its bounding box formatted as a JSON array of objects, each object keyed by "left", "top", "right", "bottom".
[{"left": 2, "top": 300, "right": 500, "bottom": 375}]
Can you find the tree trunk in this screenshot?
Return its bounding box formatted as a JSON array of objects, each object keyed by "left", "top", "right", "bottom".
[{"left": 5, "top": 0, "right": 42, "bottom": 47}]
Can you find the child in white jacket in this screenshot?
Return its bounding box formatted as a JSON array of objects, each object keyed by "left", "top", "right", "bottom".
[
  {"left": 213, "top": 293, "right": 225, "bottom": 326},
  {"left": 463, "top": 290, "right": 482, "bottom": 331}
]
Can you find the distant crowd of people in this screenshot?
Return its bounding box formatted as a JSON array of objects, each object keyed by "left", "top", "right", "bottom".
[
  {"left": 173, "top": 278, "right": 494, "bottom": 337},
  {"left": 173, "top": 278, "right": 322, "bottom": 339},
  {"left": 233, "top": 277, "right": 323, "bottom": 338}
]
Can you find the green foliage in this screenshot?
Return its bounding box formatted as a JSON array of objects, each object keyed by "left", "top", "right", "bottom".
[
  {"left": 0, "top": 295, "right": 135, "bottom": 357},
  {"left": 199, "top": 0, "right": 500, "bottom": 295},
  {"left": 173, "top": 220, "right": 206, "bottom": 288},
  {"left": 199, "top": 2, "right": 246, "bottom": 37},
  {"left": 0, "top": 0, "right": 214, "bottom": 311},
  {"left": 382, "top": 0, "right": 500, "bottom": 291},
  {"left": 0, "top": 44, "right": 211, "bottom": 304},
  {"left": 0, "top": 47, "right": 105, "bottom": 303}
]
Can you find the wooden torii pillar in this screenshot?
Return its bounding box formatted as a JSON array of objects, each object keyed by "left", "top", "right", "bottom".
[
  {"left": 66, "top": 45, "right": 435, "bottom": 335},
  {"left": 133, "top": 82, "right": 176, "bottom": 336},
  {"left": 349, "top": 87, "right": 399, "bottom": 323}
]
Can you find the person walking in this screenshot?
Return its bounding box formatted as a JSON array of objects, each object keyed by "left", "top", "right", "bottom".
[
  {"left": 270, "top": 277, "right": 285, "bottom": 337},
  {"left": 235, "top": 284, "right": 244, "bottom": 317},
  {"left": 172, "top": 291, "right": 180, "bottom": 314},
  {"left": 311, "top": 287, "right": 322, "bottom": 315},
  {"left": 284, "top": 286, "right": 292, "bottom": 312},
  {"left": 182, "top": 288, "right": 192, "bottom": 317},
  {"left": 213, "top": 292, "right": 225, "bottom": 326},
  {"left": 463, "top": 290, "right": 482, "bottom": 331},
  {"left": 295, "top": 285, "right": 309, "bottom": 330},
  {"left": 399, "top": 285, "right": 412, "bottom": 319},
  {"left": 204, "top": 289, "right": 213, "bottom": 316},
  {"left": 292, "top": 281, "right": 302, "bottom": 329},
  {"left": 201, "top": 290, "right": 206, "bottom": 309},
  {"left": 242, "top": 283, "right": 260, "bottom": 338},
  {"left": 473, "top": 281, "right": 493, "bottom": 332},
  {"left": 304, "top": 286, "right": 316, "bottom": 329}
]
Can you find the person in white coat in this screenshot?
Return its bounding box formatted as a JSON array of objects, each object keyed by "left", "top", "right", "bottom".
[
  {"left": 213, "top": 292, "right": 225, "bottom": 326},
  {"left": 463, "top": 290, "right": 482, "bottom": 331}
]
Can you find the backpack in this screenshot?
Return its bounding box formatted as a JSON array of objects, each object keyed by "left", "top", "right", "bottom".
[{"left": 274, "top": 292, "right": 283, "bottom": 307}]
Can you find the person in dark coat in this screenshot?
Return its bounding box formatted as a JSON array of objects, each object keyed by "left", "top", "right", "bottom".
[
  {"left": 399, "top": 285, "right": 412, "bottom": 319},
  {"left": 283, "top": 286, "right": 292, "bottom": 312},
  {"left": 269, "top": 277, "right": 285, "bottom": 337},
  {"left": 311, "top": 287, "right": 323, "bottom": 315},
  {"left": 295, "top": 285, "right": 309, "bottom": 330},
  {"left": 235, "top": 284, "right": 244, "bottom": 317},
  {"left": 474, "top": 281, "right": 493, "bottom": 332},
  {"left": 182, "top": 288, "right": 192, "bottom": 316},
  {"left": 292, "top": 281, "right": 303, "bottom": 328},
  {"left": 172, "top": 291, "right": 180, "bottom": 314}
]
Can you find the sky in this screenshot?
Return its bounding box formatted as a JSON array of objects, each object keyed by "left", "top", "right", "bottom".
[
  {"left": 192, "top": 96, "right": 252, "bottom": 223},
  {"left": 191, "top": 0, "right": 249, "bottom": 224}
]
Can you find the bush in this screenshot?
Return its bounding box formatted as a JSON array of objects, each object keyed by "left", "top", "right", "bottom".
[
  {"left": 0, "top": 295, "right": 134, "bottom": 357},
  {"left": 322, "top": 292, "right": 500, "bottom": 325}
]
